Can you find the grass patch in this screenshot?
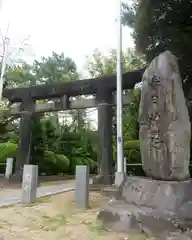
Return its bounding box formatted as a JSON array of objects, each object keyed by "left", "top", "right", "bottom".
[
  {"left": 0, "top": 204, "right": 16, "bottom": 209},
  {"left": 88, "top": 220, "right": 108, "bottom": 236},
  {"left": 42, "top": 214, "right": 68, "bottom": 231}
]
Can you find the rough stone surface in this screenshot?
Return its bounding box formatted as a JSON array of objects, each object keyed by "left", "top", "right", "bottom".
[
  {"left": 101, "top": 186, "right": 121, "bottom": 199},
  {"left": 98, "top": 177, "right": 192, "bottom": 237},
  {"left": 98, "top": 200, "right": 177, "bottom": 238},
  {"left": 121, "top": 177, "right": 192, "bottom": 214},
  {"left": 21, "top": 164, "right": 38, "bottom": 204},
  {"left": 98, "top": 199, "right": 192, "bottom": 238},
  {"left": 75, "top": 165, "right": 89, "bottom": 209},
  {"left": 165, "top": 232, "right": 192, "bottom": 240},
  {"left": 139, "top": 51, "right": 191, "bottom": 180},
  {"left": 92, "top": 174, "right": 114, "bottom": 185}
]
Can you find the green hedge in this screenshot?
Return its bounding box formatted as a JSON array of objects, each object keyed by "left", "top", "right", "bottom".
[
  {"left": 124, "top": 140, "right": 140, "bottom": 149},
  {"left": 0, "top": 142, "right": 18, "bottom": 163},
  {"left": 0, "top": 163, "right": 5, "bottom": 174},
  {"left": 113, "top": 140, "right": 141, "bottom": 162},
  {"left": 124, "top": 140, "right": 141, "bottom": 164},
  {"left": 39, "top": 151, "right": 70, "bottom": 175}
]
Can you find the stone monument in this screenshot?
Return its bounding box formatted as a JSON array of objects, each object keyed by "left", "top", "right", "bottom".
[
  {"left": 139, "top": 51, "right": 190, "bottom": 180},
  {"left": 97, "top": 51, "right": 192, "bottom": 239}
]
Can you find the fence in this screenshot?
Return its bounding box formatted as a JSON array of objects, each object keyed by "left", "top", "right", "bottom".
[{"left": 1, "top": 162, "right": 192, "bottom": 177}]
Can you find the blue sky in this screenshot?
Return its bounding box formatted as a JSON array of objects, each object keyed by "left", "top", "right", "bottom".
[{"left": 0, "top": 0, "right": 134, "bottom": 72}]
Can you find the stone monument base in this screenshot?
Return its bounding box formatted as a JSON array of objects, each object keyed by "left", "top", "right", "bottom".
[
  {"left": 97, "top": 177, "right": 192, "bottom": 238},
  {"left": 92, "top": 174, "right": 114, "bottom": 185}
]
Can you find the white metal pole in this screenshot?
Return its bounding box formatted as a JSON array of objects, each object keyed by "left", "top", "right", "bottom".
[
  {"left": 0, "top": 0, "right": 3, "bottom": 12},
  {"left": 0, "top": 37, "right": 9, "bottom": 101},
  {"left": 116, "top": 0, "right": 124, "bottom": 173}
]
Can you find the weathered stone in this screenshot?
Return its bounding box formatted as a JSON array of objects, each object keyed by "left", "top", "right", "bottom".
[
  {"left": 97, "top": 200, "right": 177, "bottom": 238},
  {"left": 165, "top": 232, "right": 192, "bottom": 240},
  {"left": 14, "top": 101, "right": 35, "bottom": 182},
  {"left": 101, "top": 186, "right": 121, "bottom": 199},
  {"left": 97, "top": 90, "right": 113, "bottom": 185},
  {"left": 75, "top": 165, "right": 89, "bottom": 209},
  {"left": 21, "top": 164, "right": 38, "bottom": 204},
  {"left": 121, "top": 177, "right": 192, "bottom": 213},
  {"left": 139, "top": 51, "right": 191, "bottom": 180},
  {"left": 98, "top": 177, "right": 192, "bottom": 237}
]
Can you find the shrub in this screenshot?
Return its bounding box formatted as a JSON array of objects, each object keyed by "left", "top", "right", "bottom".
[
  {"left": 0, "top": 163, "right": 5, "bottom": 174},
  {"left": 124, "top": 140, "right": 141, "bottom": 163},
  {"left": 41, "top": 151, "right": 70, "bottom": 175},
  {"left": 113, "top": 140, "right": 141, "bottom": 163},
  {"left": 124, "top": 140, "right": 145, "bottom": 176},
  {"left": 87, "top": 158, "right": 97, "bottom": 172},
  {"left": 55, "top": 154, "right": 70, "bottom": 172},
  {"left": 69, "top": 157, "right": 84, "bottom": 174},
  {"left": 68, "top": 156, "right": 97, "bottom": 174},
  {"left": 0, "top": 142, "right": 18, "bottom": 163},
  {"left": 124, "top": 140, "right": 140, "bottom": 150}
]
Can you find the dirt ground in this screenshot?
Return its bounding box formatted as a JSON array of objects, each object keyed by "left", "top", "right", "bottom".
[{"left": 0, "top": 191, "right": 148, "bottom": 240}]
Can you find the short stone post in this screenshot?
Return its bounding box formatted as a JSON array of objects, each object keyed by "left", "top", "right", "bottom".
[
  {"left": 5, "top": 158, "right": 14, "bottom": 179},
  {"left": 21, "top": 165, "right": 38, "bottom": 204},
  {"left": 75, "top": 165, "right": 89, "bottom": 209}
]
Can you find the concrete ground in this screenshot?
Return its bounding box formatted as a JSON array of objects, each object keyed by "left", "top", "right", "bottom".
[{"left": 0, "top": 180, "right": 75, "bottom": 206}]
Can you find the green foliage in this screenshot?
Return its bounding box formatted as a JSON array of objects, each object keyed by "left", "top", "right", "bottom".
[
  {"left": 124, "top": 88, "right": 140, "bottom": 140},
  {"left": 33, "top": 52, "right": 79, "bottom": 83},
  {"left": 41, "top": 151, "right": 70, "bottom": 175},
  {"left": 5, "top": 52, "right": 79, "bottom": 87},
  {"left": 87, "top": 48, "right": 144, "bottom": 164},
  {"left": 0, "top": 142, "right": 18, "bottom": 163},
  {"left": 122, "top": 0, "right": 192, "bottom": 169},
  {"left": 29, "top": 116, "right": 97, "bottom": 175},
  {"left": 86, "top": 48, "right": 146, "bottom": 77},
  {"left": 113, "top": 140, "right": 141, "bottom": 163},
  {"left": 124, "top": 140, "right": 144, "bottom": 176},
  {"left": 5, "top": 63, "right": 37, "bottom": 87},
  {"left": 124, "top": 140, "right": 141, "bottom": 163},
  {"left": 122, "top": 0, "right": 192, "bottom": 101},
  {"left": 1, "top": 48, "right": 144, "bottom": 176},
  {"left": 57, "top": 130, "right": 97, "bottom": 174},
  {"left": 55, "top": 154, "right": 70, "bottom": 170},
  {"left": 124, "top": 140, "right": 140, "bottom": 150}
]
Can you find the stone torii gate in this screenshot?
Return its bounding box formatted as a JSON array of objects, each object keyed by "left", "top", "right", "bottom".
[{"left": 2, "top": 69, "right": 144, "bottom": 184}]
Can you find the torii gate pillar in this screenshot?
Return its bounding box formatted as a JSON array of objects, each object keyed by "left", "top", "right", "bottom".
[
  {"left": 12, "top": 99, "right": 35, "bottom": 181},
  {"left": 96, "top": 90, "right": 113, "bottom": 185}
]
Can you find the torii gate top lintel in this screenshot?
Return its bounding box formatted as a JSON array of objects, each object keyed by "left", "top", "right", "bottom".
[{"left": 2, "top": 69, "right": 144, "bottom": 103}]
